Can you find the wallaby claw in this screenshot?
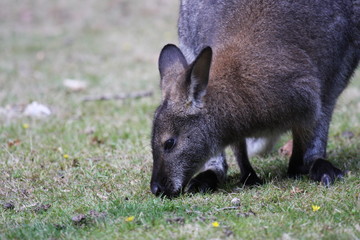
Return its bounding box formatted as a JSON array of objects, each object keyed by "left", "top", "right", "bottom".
[{"left": 321, "top": 174, "right": 332, "bottom": 187}]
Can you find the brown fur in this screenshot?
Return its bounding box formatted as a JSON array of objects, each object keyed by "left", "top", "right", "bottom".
[{"left": 150, "top": 0, "right": 360, "bottom": 197}]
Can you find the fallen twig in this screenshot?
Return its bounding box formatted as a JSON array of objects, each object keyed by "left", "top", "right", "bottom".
[
  {"left": 82, "top": 91, "right": 153, "bottom": 102},
  {"left": 215, "top": 206, "right": 240, "bottom": 211}
]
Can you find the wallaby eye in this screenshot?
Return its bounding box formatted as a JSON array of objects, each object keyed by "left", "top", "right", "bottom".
[{"left": 164, "top": 138, "right": 176, "bottom": 151}]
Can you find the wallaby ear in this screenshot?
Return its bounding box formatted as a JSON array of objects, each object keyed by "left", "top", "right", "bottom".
[
  {"left": 158, "top": 44, "right": 188, "bottom": 89},
  {"left": 188, "top": 46, "right": 212, "bottom": 107}
]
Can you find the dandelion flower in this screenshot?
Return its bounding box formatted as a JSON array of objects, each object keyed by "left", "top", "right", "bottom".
[
  {"left": 212, "top": 221, "right": 220, "bottom": 227},
  {"left": 63, "top": 154, "right": 69, "bottom": 159},
  {"left": 125, "top": 216, "right": 135, "bottom": 222},
  {"left": 22, "top": 123, "right": 29, "bottom": 129},
  {"left": 312, "top": 205, "right": 320, "bottom": 212}
]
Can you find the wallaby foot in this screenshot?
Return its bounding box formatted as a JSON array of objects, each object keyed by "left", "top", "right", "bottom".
[
  {"left": 187, "top": 170, "right": 219, "bottom": 193},
  {"left": 309, "top": 159, "right": 344, "bottom": 187},
  {"left": 240, "top": 172, "right": 263, "bottom": 186}
]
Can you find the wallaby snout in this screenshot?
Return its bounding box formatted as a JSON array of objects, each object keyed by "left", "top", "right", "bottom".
[
  {"left": 150, "top": 179, "right": 181, "bottom": 198},
  {"left": 150, "top": 182, "right": 161, "bottom": 196}
]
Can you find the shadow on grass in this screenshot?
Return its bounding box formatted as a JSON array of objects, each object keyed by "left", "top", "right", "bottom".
[{"left": 219, "top": 142, "right": 360, "bottom": 193}]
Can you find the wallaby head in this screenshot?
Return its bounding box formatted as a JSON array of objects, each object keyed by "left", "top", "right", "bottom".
[{"left": 150, "top": 44, "right": 215, "bottom": 197}]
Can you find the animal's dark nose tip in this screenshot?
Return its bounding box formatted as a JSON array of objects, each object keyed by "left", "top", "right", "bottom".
[{"left": 150, "top": 182, "right": 162, "bottom": 196}]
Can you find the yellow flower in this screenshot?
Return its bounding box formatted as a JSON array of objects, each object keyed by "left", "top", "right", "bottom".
[
  {"left": 125, "top": 216, "right": 135, "bottom": 222},
  {"left": 312, "top": 205, "right": 321, "bottom": 212},
  {"left": 63, "top": 154, "right": 69, "bottom": 159},
  {"left": 212, "top": 221, "right": 220, "bottom": 227},
  {"left": 22, "top": 123, "right": 29, "bottom": 129}
]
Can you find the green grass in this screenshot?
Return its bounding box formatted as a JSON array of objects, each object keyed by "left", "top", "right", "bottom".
[{"left": 1, "top": 1, "right": 359, "bottom": 239}]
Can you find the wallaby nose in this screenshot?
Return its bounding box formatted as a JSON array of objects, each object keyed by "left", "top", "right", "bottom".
[{"left": 150, "top": 182, "right": 162, "bottom": 196}]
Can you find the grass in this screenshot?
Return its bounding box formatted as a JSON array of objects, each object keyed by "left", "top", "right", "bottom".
[{"left": 0, "top": 0, "right": 359, "bottom": 239}]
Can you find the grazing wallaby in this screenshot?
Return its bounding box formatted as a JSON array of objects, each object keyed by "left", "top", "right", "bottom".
[{"left": 151, "top": 0, "right": 360, "bottom": 197}]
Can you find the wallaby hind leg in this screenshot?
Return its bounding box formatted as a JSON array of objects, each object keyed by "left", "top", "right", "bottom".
[
  {"left": 303, "top": 104, "right": 346, "bottom": 186},
  {"left": 288, "top": 119, "right": 344, "bottom": 186},
  {"left": 233, "top": 139, "right": 263, "bottom": 186},
  {"left": 288, "top": 51, "right": 360, "bottom": 184},
  {"left": 308, "top": 48, "right": 359, "bottom": 185},
  {"left": 289, "top": 46, "right": 360, "bottom": 186},
  {"left": 187, "top": 152, "right": 228, "bottom": 193},
  {"left": 287, "top": 74, "right": 346, "bottom": 186}
]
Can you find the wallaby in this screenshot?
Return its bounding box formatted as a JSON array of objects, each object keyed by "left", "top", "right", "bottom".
[{"left": 151, "top": 0, "right": 360, "bottom": 197}]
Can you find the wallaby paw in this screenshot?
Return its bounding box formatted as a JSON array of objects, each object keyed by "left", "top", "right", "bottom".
[
  {"left": 187, "top": 170, "right": 219, "bottom": 193},
  {"left": 309, "top": 159, "right": 344, "bottom": 187},
  {"left": 240, "top": 172, "right": 263, "bottom": 186}
]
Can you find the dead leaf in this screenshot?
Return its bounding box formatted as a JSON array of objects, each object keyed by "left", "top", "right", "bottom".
[
  {"left": 341, "top": 131, "right": 355, "bottom": 139},
  {"left": 237, "top": 209, "right": 256, "bottom": 217},
  {"left": 7, "top": 139, "right": 21, "bottom": 147},
  {"left": 279, "top": 140, "right": 293, "bottom": 157},
  {"left": 21, "top": 189, "right": 30, "bottom": 197},
  {"left": 231, "top": 197, "right": 241, "bottom": 206},
  {"left": 54, "top": 224, "right": 66, "bottom": 230},
  {"left": 195, "top": 215, "right": 216, "bottom": 222},
  {"left": 18, "top": 202, "right": 38, "bottom": 211},
  {"left": 216, "top": 206, "right": 240, "bottom": 211},
  {"left": 33, "top": 204, "right": 51, "bottom": 213},
  {"left": 96, "top": 193, "right": 108, "bottom": 200},
  {"left": 88, "top": 210, "right": 107, "bottom": 219},
  {"left": 91, "top": 136, "right": 105, "bottom": 145},
  {"left": 64, "top": 79, "right": 88, "bottom": 92},
  {"left": 223, "top": 227, "right": 234, "bottom": 237},
  {"left": 72, "top": 214, "right": 87, "bottom": 225},
  {"left": 72, "top": 158, "right": 80, "bottom": 167},
  {"left": 84, "top": 126, "right": 96, "bottom": 135},
  {"left": 166, "top": 217, "right": 185, "bottom": 225},
  {"left": 72, "top": 210, "right": 107, "bottom": 226},
  {"left": 290, "top": 187, "right": 304, "bottom": 195},
  {"left": 3, "top": 202, "right": 15, "bottom": 210},
  {"left": 23, "top": 101, "right": 51, "bottom": 118}
]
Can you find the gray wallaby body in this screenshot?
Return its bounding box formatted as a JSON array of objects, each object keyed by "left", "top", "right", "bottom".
[{"left": 151, "top": 0, "right": 360, "bottom": 197}]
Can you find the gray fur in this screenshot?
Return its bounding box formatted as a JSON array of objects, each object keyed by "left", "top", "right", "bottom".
[
  {"left": 199, "top": 153, "right": 228, "bottom": 184},
  {"left": 150, "top": 0, "right": 360, "bottom": 197}
]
